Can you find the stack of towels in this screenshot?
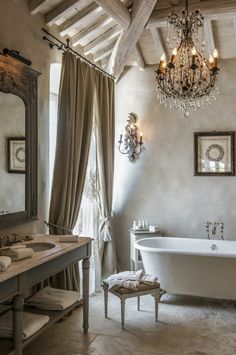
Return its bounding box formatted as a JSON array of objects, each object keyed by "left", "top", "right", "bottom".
[
  {"left": 0, "top": 311, "right": 49, "bottom": 339},
  {"left": 26, "top": 287, "right": 80, "bottom": 311},
  {"left": 106, "top": 270, "right": 159, "bottom": 291}
]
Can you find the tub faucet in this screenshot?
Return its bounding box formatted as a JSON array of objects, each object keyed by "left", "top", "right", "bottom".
[{"left": 205, "top": 221, "right": 224, "bottom": 240}]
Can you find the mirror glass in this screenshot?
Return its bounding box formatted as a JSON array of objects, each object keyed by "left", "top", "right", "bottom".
[{"left": 0, "top": 92, "right": 25, "bottom": 215}]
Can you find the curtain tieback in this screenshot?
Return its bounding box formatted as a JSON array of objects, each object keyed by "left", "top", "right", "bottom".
[
  {"left": 100, "top": 216, "right": 112, "bottom": 242},
  {"left": 45, "top": 221, "right": 73, "bottom": 234}
]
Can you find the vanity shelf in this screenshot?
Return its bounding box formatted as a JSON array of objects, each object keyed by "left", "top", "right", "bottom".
[{"left": 0, "top": 300, "right": 81, "bottom": 355}]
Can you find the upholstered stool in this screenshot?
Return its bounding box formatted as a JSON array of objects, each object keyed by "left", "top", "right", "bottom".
[{"left": 102, "top": 280, "right": 161, "bottom": 329}]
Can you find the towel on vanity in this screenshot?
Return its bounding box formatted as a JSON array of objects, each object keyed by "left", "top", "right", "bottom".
[
  {"left": 10, "top": 244, "right": 26, "bottom": 250},
  {"left": 0, "top": 311, "right": 49, "bottom": 339},
  {"left": 26, "top": 286, "right": 80, "bottom": 311},
  {"left": 0, "top": 256, "right": 11, "bottom": 271},
  {"left": 10, "top": 248, "right": 33, "bottom": 261},
  {"left": 106, "top": 270, "right": 158, "bottom": 291}
]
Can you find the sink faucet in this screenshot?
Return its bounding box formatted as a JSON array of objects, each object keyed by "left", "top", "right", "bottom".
[{"left": 205, "top": 221, "right": 224, "bottom": 240}]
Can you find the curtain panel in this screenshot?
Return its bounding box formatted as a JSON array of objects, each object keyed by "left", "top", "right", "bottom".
[
  {"left": 49, "top": 52, "right": 95, "bottom": 291},
  {"left": 49, "top": 51, "right": 117, "bottom": 292}
]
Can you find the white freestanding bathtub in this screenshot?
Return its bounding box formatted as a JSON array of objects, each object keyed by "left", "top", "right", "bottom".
[{"left": 135, "top": 237, "right": 236, "bottom": 300}]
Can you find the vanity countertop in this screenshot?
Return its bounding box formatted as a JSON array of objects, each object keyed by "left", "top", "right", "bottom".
[{"left": 0, "top": 234, "right": 92, "bottom": 283}]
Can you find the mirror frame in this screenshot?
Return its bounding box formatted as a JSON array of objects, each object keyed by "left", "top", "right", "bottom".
[{"left": 0, "top": 53, "right": 41, "bottom": 228}]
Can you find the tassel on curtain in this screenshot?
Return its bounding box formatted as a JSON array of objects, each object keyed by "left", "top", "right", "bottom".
[{"left": 48, "top": 52, "right": 95, "bottom": 292}]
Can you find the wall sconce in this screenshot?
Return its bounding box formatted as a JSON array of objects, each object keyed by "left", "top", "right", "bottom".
[{"left": 118, "top": 113, "right": 144, "bottom": 162}]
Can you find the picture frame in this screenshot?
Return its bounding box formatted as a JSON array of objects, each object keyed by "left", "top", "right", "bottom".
[
  {"left": 7, "top": 137, "right": 26, "bottom": 174},
  {"left": 194, "top": 131, "right": 235, "bottom": 176}
]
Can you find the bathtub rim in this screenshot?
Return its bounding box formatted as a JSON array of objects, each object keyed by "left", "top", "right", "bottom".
[{"left": 134, "top": 236, "right": 236, "bottom": 258}]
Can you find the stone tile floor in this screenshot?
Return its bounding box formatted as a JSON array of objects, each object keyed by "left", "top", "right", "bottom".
[{"left": 3, "top": 292, "right": 236, "bottom": 355}]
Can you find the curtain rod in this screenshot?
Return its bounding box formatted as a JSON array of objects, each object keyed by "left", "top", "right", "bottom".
[{"left": 42, "top": 28, "right": 115, "bottom": 80}]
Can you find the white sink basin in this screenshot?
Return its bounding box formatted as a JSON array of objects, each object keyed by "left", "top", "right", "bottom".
[{"left": 25, "top": 242, "right": 55, "bottom": 252}]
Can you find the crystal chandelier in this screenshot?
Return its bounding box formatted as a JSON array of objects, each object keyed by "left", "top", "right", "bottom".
[{"left": 155, "top": 0, "right": 220, "bottom": 118}]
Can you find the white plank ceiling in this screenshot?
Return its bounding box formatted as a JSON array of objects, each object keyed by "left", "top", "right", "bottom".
[{"left": 29, "top": 0, "right": 236, "bottom": 76}]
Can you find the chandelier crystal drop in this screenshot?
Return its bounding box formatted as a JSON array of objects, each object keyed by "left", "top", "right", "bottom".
[{"left": 155, "top": 0, "right": 220, "bottom": 118}]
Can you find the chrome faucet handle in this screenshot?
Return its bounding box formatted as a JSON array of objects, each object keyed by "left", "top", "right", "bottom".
[
  {"left": 219, "top": 222, "right": 224, "bottom": 240},
  {"left": 205, "top": 221, "right": 210, "bottom": 239}
]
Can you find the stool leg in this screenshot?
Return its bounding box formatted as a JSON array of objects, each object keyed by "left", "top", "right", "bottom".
[
  {"left": 121, "top": 298, "right": 125, "bottom": 329},
  {"left": 154, "top": 294, "right": 159, "bottom": 322},
  {"left": 137, "top": 296, "right": 140, "bottom": 311},
  {"left": 104, "top": 285, "right": 109, "bottom": 318}
]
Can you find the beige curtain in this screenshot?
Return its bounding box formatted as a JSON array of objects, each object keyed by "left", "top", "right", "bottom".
[
  {"left": 49, "top": 52, "right": 95, "bottom": 291},
  {"left": 94, "top": 71, "right": 118, "bottom": 280}
]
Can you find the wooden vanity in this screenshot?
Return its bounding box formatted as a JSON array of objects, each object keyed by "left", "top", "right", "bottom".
[{"left": 0, "top": 234, "right": 92, "bottom": 355}]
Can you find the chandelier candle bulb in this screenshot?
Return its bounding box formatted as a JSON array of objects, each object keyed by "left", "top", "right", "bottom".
[
  {"left": 159, "top": 53, "right": 166, "bottom": 72},
  {"left": 213, "top": 49, "right": 218, "bottom": 67},
  {"left": 171, "top": 48, "right": 177, "bottom": 64},
  {"left": 209, "top": 55, "right": 214, "bottom": 70}
]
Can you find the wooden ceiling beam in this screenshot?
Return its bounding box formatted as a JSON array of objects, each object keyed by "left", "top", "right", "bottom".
[
  {"left": 108, "top": 0, "right": 156, "bottom": 76},
  {"left": 83, "top": 25, "right": 122, "bottom": 55},
  {"left": 93, "top": 43, "right": 115, "bottom": 62},
  {"left": 29, "top": 0, "right": 47, "bottom": 15},
  {"left": 59, "top": 3, "right": 102, "bottom": 36},
  {"left": 45, "top": 0, "right": 85, "bottom": 26},
  {"left": 94, "top": 0, "right": 131, "bottom": 29},
  {"left": 72, "top": 16, "right": 113, "bottom": 46},
  {"left": 134, "top": 43, "right": 146, "bottom": 71},
  {"left": 147, "top": 0, "right": 236, "bottom": 28},
  {"left": 149, "top": 27, "right": 166, "bottom": 59}
]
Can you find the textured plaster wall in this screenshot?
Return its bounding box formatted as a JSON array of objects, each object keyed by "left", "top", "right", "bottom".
[
  {"left": 113, "top": 60, "right": 236, "bottom": 270},
  {"left": 0, "top": 0, "right": 61, "bottom": 233},
  {"left": 0, "top": 93, "right": 25, "bottom": 213}
]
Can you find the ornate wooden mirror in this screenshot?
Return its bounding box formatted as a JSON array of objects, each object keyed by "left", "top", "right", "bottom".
[{"left": 0, "top": 53, "right": 40, "bottom": 228}]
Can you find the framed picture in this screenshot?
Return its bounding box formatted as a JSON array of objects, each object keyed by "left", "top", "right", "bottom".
[
  {"left": 7, "top": 137, "right": 26, "bottom": 174},
  {"left": 194, "top": 132, "right": 235, "bottom": 176}
]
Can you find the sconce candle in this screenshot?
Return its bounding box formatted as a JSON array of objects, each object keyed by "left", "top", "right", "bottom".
[
  {"left": 140, "top": 132, "right": 143, "bottom": 144},
  {"left": 118, "top": 113, "right": 144, "bottom": 162}
]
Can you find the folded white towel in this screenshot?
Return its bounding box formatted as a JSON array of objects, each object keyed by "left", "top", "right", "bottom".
[
  {"left": 10, "top": 248, "right": 33, "bottom": 261},
  {"left": 141, "top": 274, "right": 158, "bottom": 285},
  {"left": 0, "top": 256, "right": 11, "bottom": 271},
  {"left": 122, "top": 280, "right": 140, "bottom": 291},
  {"left": 0, "top": 311, "right": 49, "bottom": 339},
  {"left": 26, "top": 287, "right": 80, "bottom": 311},
  {"left": 59, "top": 235, "right": 79, "bottom": 243}
]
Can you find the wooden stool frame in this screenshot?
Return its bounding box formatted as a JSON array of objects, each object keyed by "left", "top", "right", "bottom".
[{"left": 102, "top": 281, "right": 161, "bottom": 329}]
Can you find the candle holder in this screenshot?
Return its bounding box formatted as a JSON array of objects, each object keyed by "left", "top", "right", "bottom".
[{"left": 118, "top": 113, "right": 144, "bottom": 163}]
